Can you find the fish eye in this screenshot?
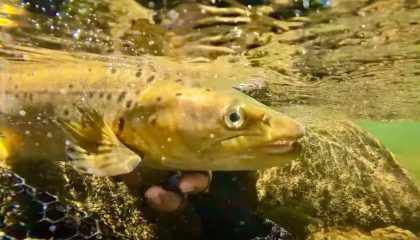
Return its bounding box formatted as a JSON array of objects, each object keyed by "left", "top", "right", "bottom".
[
  {"left": 229, "top": 112, "right": 241, "bottom": 122},
  {"left": 224, "top": 105, "right": 245, "bottom": 129}
]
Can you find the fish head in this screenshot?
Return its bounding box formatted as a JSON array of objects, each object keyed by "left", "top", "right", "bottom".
[{"left": 118, "top": 82, "right": 305, "bottom": 171}]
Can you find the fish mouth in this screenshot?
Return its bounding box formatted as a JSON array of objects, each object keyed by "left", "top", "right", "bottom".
[
  {"left": 260, "top": 139, "right": 301, "bottom": 154},
  {"left": 207, "top": 133, "right": 302, "bottom": 156}
]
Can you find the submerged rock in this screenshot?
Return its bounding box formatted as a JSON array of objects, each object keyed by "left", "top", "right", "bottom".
[
  {"left": 307, "top": 225, "right": 418, "bottom": 240},
  {"left": 257, "top": 118, "right": 420, "bottom": 238}
]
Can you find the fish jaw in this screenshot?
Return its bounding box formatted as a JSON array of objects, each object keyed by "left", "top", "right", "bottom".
[{"left": 151, "top": 143, "right": 302, "bottom": 171}]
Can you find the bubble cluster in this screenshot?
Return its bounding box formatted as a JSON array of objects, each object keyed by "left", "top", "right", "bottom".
[{"left": 0, "top": 168, "right": 122, "bottom": 239}]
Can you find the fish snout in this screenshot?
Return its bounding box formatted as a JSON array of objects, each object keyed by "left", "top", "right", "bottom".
[
  {"left": 294, "top": 121, "right": 306, "bottom": 139},
  {"left": 270, "top": 114, "right": 305, "bottom": 142}
]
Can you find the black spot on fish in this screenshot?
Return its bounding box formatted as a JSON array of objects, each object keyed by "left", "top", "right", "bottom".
[
  {"left": 135, "top": 90, "right": 141, "bottom": 95},
  {"left": 206, "top": 88, "right": 211, "bottom": 92},
  {"left": 147, "top": 75, "right": 155, "bottom": 83},
  {"left": 163, "top": 72, "right": 170, "bottom": 80},
  {"left": 175, "top": 92, "right": 182, "bottom": 96},
  {"left": 118, "top": 118, "right": 125, "bottom": 132},
  {"left": 175, "top": 79, "right": 183, "bottom": 83},
  {"left": 29, "top": 93, "right": 33, "bottom": 101},
  {"left": 99, "top": 92, "right": 104, "bottom": 99},
  {"left": 149, "top": 65, "right": 157, "bottom": 73},
  {"left": 87, "top": 92, "right": 94, "bottom": 98},
  {"left": 136, "top": 69, "right": 142, "bottom": 78},
  {"left": 68, "top": 84, "right": 74, "bottom": 89},
  {"left": 67, "top": 146, "right": 75, "bottom": 152},
  {"left": 88, "top": 68, "right": 92, "bottom": 72},
  {"left": 63, "top": 109, "right": 69, "bottom": 116},
  {"left": 117, "top": 91, "right": 127, "bottom": 102},
  {"left": 14, "top": 94, "right": 20, "bottom": 99},
  {"left": 156, "top": 97, "right": 162, "bottom": 103},
  {"left": 125, "top": 100, "right": 133, "bottom": 109},
  {"left": 111, "top": 68, "right": 117, "bottom": 74},
  {"left": 149, "top": 117, "right": 157, "bottom": 125},
  {"left": 107, "top": 93, "right": 112, "bottom": 100}
]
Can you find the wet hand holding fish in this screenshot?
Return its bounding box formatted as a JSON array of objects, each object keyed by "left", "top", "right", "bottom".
[{"left": 0, "top": 45, "right": 305, "bottom": 176}]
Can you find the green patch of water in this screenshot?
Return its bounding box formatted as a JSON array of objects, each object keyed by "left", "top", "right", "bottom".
[{"left": 357, "top": 120, "right": 420, "bottom": 186}]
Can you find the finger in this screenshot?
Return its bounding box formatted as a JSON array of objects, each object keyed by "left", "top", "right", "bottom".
[
  {"left": 144, "top": 185, "right": 183, "bottom": 212},
  {"left": 179, "top": 172, "right": 210, "bottom": 194}
]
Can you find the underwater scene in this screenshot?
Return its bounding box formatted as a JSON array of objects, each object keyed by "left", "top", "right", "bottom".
[{"left": 0, "top": 0, "right": 419, "bottom": 239}]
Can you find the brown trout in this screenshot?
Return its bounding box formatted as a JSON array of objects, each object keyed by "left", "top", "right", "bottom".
[{"left": 0, "top": 45, "right": 305, "bottom": 176}]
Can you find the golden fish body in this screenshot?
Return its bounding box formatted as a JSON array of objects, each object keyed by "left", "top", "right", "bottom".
[{"left": 0, "top": 45, "right": 305, "bottom": 176}]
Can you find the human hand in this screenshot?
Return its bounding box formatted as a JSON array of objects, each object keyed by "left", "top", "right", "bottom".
[{"left": 144, "top": 171, "right": 210, "bottom": 212}]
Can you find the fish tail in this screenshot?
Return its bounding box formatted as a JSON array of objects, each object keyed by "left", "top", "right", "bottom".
[
  {"left": 0, "top": 124, "right": 21, "bottom": 166},
  {"left": 0, "top": 2, "right": 25, "bottom": 28},
  {"left": 0, "top": 3, "right": 25, "bottom": 16},
  {"left": 0, "top": 131, "right": 8, "bottom": 166}
]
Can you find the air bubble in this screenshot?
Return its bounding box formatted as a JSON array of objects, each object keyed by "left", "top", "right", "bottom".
[
  {"left": 148, "top": 1, "right": 155, "bottom": 8},
  {"left": 72, "top": 29, "right": 81, "bottom": 39}
]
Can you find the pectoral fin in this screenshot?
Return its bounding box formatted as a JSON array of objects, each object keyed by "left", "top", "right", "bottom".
[{"left": 57, "top": 104, "right": 141, "bottom": 176}]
